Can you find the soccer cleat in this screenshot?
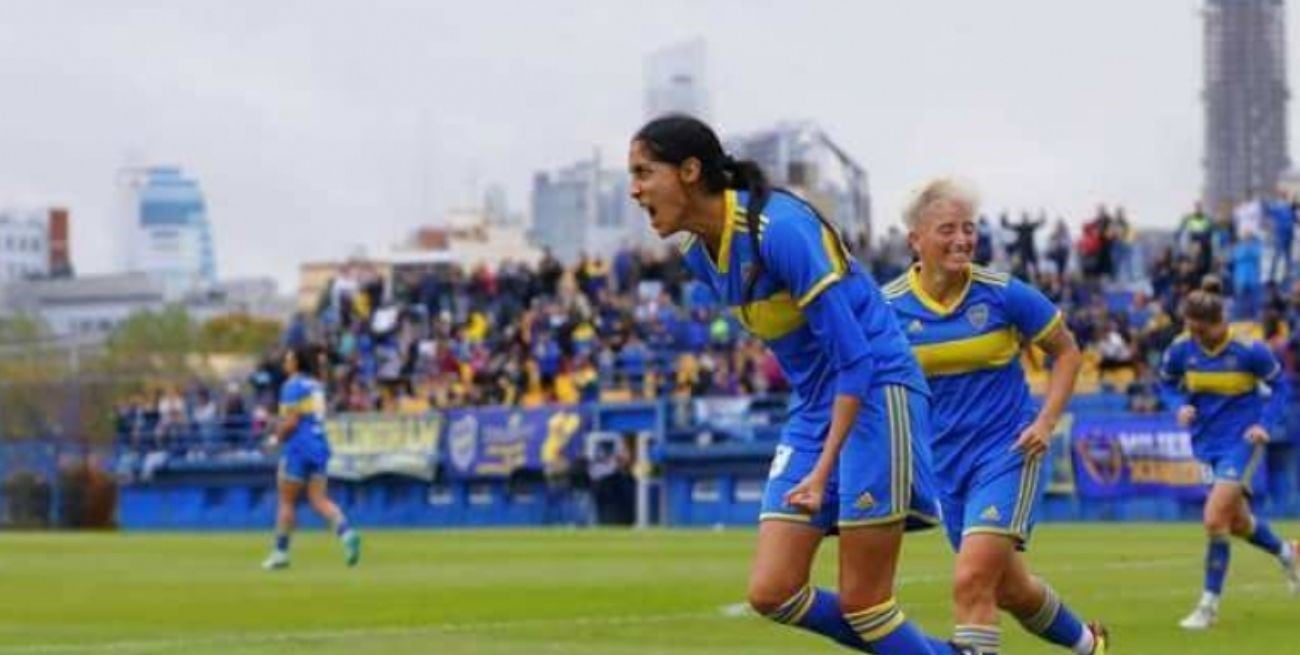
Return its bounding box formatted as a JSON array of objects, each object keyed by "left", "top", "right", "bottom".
[
  {"left": 1087, "top": 621, "right": 1110, "bottom": 655},
  {"left": 261, "top": 550, "right": 290, "bottom": 570},
  {"left": 342, "top": 531, "right": 361, "bottom": 567},
  {"left": 948, "top": 642, "right": 979, "bottom": 655},
  {"left": 1178, "top": 603, "right": 1217, "bottom": 630},
  {"left": 1282, "top": 539, "right": 1300, "bottom": 596}
]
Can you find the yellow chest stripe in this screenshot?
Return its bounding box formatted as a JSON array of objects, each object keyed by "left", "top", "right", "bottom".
[
  {"left": 731, "top": 292, "right": 806, "bottom": 341},
  {"left": 1185, "top": 371, "right": 1257, "bottom": 396},
  {"left": 280, "top": 394, "right": 322, "bottom": 417},
  {"left": 913, "top": 328, "right": 1020, "bottom": 377}
]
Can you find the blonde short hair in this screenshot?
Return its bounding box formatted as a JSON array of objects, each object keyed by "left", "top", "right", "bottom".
[{"left": 902, "top": 178, "right": 980, "bottom": 230}]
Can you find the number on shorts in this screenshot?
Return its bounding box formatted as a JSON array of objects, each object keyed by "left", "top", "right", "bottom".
[{"left": 769, "top": 444, "right": 792, "bottom": 480}]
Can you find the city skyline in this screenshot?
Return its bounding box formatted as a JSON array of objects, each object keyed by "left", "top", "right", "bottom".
[{"left": 1, "top": 1, "right": 1299, "bottom": 289}]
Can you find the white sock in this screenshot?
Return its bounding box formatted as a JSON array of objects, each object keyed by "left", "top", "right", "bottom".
[
  {"left": 1071, "top": 627, "right": 1095, "bottom": 655},
  {"left": 1199, "top": 591, "right": 1220, "bottom": 609},
  {"left": 1281, "top": 540, "right": 1295, "bottom": 564}
]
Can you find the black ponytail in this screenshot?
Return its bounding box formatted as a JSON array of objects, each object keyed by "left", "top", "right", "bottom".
[
  {"left": 293, "top": 342, "right": 323, "bottom": 379},
  {"left": 723, "top": 157, "right": 770, "bottom": 312},
  {"left": 634, "top": 114, "right": 849, "bottom": 313}
]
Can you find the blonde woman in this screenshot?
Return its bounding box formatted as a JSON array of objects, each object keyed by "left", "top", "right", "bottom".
[{"left": 884, "top": 179, "right": 1106, "bottom": 655}]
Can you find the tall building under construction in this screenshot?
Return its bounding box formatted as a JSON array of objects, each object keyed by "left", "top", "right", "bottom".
[{"left": 1203, "top": 0, "right": 1291, "bottom": 209}]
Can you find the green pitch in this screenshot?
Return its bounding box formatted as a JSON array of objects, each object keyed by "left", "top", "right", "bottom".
[{"left": 0, "top": 523, "right": 1296, "bottom": 654}]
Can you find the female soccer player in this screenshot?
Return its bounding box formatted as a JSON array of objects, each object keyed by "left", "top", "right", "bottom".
[
  {"left": 261, "top": 344, "right": 361, "bottom": 570},
  {"left": 884, "top": 179, "right": 1107, "bottom": 655},
  {"left": 1160, "top": 277, "right": 1297, "bottom": 629},
  {"left": 630, "top": 115, "right": 963, "bottom": 655}
]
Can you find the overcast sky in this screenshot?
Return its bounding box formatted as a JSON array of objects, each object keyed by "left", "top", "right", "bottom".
[{"left": 1, "top": 1, "right": 1297, "bottom": 289}]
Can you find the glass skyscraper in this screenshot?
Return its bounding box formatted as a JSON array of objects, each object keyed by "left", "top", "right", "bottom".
[{"left": 118, "top": 166, "right": 216, "bottom": 296}]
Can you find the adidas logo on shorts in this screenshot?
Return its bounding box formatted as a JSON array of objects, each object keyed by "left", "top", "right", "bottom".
[{"left": 854, "top": 492, "right": 877, "bottom": 510}]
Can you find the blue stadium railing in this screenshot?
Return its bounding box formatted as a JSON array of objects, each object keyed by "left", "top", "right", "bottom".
[{"left": 7, "top": 384, "right": 1299, "bottom": 529}]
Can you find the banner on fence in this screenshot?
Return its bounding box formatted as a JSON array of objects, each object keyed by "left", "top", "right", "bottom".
[
  {"left": 692, "top": 397, "right": 756, "bottom": 441},
  {"left": 326, "top": 414, "right": 442, "bottom": 480},
  {"left": 1070, "top": 414, "right": 1210, "bottom": 500},
  {"left": 444, "top": 407, "right": 586, "bottom": 478}
]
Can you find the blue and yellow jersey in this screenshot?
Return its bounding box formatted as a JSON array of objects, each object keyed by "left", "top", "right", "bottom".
[
  {"left": 883, "top": 265, "right": 1062, "bottom": 470},
  {"left": 681, "top": 189, "right": 926, "bottom": 449},
  {"left": 1159, "top": 333, "right": 1288, "bottom": 450},
  {"left": 279, "top": 374, "right": 328, "bottom": 448}
]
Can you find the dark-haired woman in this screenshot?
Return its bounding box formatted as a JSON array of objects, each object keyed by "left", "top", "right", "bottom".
[
  {"left": 1161, "top": 278, "right": 1296, "bottom": 629},
  {"left": 629, "top": 114, "right": 960, "bottom": 655},
  {"left": 261, "top": 345, "right": 361, "bottom": 570}
]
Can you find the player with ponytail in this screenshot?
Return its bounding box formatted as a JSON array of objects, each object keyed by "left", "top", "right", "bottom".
[{"left": 629, "top": 114, "right": 965, "bottom": 655}]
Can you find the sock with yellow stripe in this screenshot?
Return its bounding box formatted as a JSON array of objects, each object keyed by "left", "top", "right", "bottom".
[
  {"left": 953, "top": 625, "right": 1000, "bottom": 655},
  {"left": 764, "top": 586, "right": 863, "bottom": 649},
  {"left": 846, "top": 598, "right": 953, "bottom": 655},
  {"left": 765, "top": 587, "right": 959, "bottom": 654},
  {"left": 1016, "top": 583, "right": 1094, "bottom": 655}
]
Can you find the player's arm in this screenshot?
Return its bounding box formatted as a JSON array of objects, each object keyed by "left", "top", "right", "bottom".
[
  {"left": 1006, "top": 280, "right": 1080, "bottom": 457},
  {"left": 788, "top": 284, "right": 875, "bottom": 512},
  {"left": 276, "top": 411, "right": 301, "bottom": 442},
  {"left": 757, "top": 212, "right": 868, "bottom": 513},
  {"left": 1252, "top": 344, "right": 1290, "bottom": 442},
  {"left": 1019, "top": 320, "right": 1081, "bottom": 457},
  {"left": 274, "top": 384, "right": 302, "bottom": 443},
  {"left": 1158, "top": 343, "right": 1194, "bottom": 427}
]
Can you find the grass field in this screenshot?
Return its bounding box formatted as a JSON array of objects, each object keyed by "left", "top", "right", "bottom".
[{"left": 2, "top": 523, "right": 1298, "bottom": 654}]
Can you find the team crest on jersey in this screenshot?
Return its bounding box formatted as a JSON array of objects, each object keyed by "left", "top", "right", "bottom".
[
  {"left": 908, "top": 320, "right": 924, "bottom": 334},
  {"left": 1225, "top": 356, "right": 1238, "bottom": 368},
  {"left": 966, "top": 304, "right": 990, "bottom": 330}
]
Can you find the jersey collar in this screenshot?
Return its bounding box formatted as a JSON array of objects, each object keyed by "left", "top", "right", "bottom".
[
  {"left": 703, "top": 190, "right": 738, "bottom": 274},
  {"left": 1195, "top": 330, "right": 1233, "bottom": 358},
  {"left": 907, "top": 264, "right": 972, "bottom": 317}
]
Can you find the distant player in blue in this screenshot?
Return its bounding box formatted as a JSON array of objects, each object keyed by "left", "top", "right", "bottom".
[
  {"left": 1159, "top": 277, "right": 1297, "bottom": 629},
  {"left": 885, "top": 179, "right": 1107, "bottom": 655},
  {"left": 1264, "top": 191, "right": 1298, "bottom": 282},
  {"left": 630, "top": 115, "right": 967, "bottom": 655},
  {"left": 261, "top": 344, "right": 361, "bottom": 570}
]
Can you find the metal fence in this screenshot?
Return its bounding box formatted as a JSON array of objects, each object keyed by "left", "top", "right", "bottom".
[{"left": 0, "top": 440, "right": 116, "bottom": 528}]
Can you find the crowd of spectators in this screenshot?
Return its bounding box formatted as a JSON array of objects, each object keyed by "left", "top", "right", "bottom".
[
  {"left": 281, "top": 246, "right": 792, "bottom": 416},
  {"left": 115, "top": 192, "right": 1300, "bottom": 451}
]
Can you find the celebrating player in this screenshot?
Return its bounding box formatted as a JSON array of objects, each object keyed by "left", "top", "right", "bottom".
[
  {"left": 885, "top": 178, "right": 1108, "bottom": 655},
  {"left": 1160, "top": 277, "right": 1298, "bottom": 629},
  {"left": 261, "top": 344, "right": 362, "bottom": 570},
  {"left": 630, "top": 114, "right": 965, "bottom": 655}
]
